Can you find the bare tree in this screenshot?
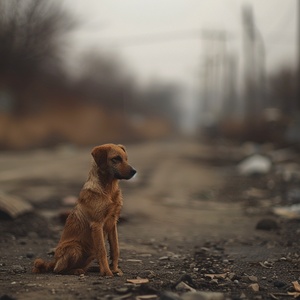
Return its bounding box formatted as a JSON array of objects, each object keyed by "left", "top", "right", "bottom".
[
  {"left": 0, "top": 0, "right": 75, "bottom": 75},
  {"left": 76, "top": 51, "right": 137, "bottom": 111},
  {"left": 0, "top": 0, "right": 75, "bottom": 114}
]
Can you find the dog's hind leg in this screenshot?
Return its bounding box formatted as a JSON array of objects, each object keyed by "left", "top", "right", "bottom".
[
  {"left": 65, "top": 256, "right": 95, "bottom": 275},
  {"left": 53, "top": 243, "right": 86, "bottom": 274}
]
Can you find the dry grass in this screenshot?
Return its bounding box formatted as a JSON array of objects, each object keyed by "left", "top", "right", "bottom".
[{"left": 0, "top": 105, "right": 172, "bottom": 149}]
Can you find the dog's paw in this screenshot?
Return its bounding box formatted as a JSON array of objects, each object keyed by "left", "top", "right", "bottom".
[
  {"left": 32, "top": 258, "right": 46, "bottom": 273},
  {"left": 72, "top": 268, "right": 85, "bottom": 275},
  {"left": 100, "top": 269, "right": 113, "bottom": 277},
  {"left": 112, "top": 268, "right": 123, "bottom": 276}
]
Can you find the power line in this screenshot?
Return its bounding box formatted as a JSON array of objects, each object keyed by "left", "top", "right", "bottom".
[
  {"left": 97, "top": 29, "right": 232, "bottom": 47},
  {"left": 94, "top": 28, "right": 295, "bottom": 48}
]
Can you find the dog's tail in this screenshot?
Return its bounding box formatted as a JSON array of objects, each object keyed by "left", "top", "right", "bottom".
[{"left": 32, "top": 258, "right": 55, "bottom": 273}]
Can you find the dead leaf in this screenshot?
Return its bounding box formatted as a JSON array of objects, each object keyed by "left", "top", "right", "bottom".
[
  {"left": 292, "top": 281, "right": 300, "bottom": 292},
  {"left": 258, "top": 261, "right": 272, "bottom": 269},
  {"left": 136, "top": 295, "right": 157, "bottom": 300},
  {"left": 269, "top": 293, "right": 279, "bottom": 300},
  {"left": 127, "top": 278, "right": 149, "bottom": 284},
  {"left": 288, "top": 292, "right": 300, "bottom": 298}
]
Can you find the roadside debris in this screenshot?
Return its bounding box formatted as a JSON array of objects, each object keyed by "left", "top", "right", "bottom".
[
  {"left": 0, "top": 192, "right": 32, "bottom": 219},
  {"left": 288, "top": 281, "right": 300, "bottom": 298},
  {"left": 237, "top": 154, "right": 272, "bottom": 176},
  {"left": 255, "top": 218, "right": 279, "bottom": 231},
  {"left": 127, "top": 278, "right": 149, "bottom": 284},
  {"left": 175, "top": 281, "right": 196, "bottom": 292},
  {"left": 273, "top": 204, "right": 300, "bottom": 219},
  {"left": 249, "top": 283, "right": 259, "bottom": 292}
]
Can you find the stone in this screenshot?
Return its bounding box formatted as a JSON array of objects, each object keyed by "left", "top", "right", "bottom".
[
  {"left": 182, "top": 291, "right": 225, "bottom": 300},
  {"left": 256, "top": 219, "right": 279, "bottom": 231},
  {"left": 249, "top": 283, "right": 259, "bottom": 292},
  {"left": 159, "top": 291, "right": 182, "bottom": 300},
  {"left": 175, "top": 281, "right": 196, "bottom": 292},
  {"left": 237, "top": 154, "right": 272, "bottom": 176},
  {"left": 11, "top": 265, "right": 25, "bottom": 274},
  {"left": 248, "top": 275, "right": 258, "bottom": 282},
  {"left": 26, "top": 252, "right": 35, "bottom": 259}
]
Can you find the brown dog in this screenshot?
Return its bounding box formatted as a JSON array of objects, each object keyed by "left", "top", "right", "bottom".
[{"left": 33, "top": 144, "right": 136, "bottom": 276}]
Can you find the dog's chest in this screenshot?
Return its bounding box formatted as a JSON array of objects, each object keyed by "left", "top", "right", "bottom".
[{"left": 107, "top": 192, "right": 122, "bottom": 220}]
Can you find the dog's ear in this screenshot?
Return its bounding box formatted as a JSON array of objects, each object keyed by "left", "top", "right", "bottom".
[
  {"left": 118, "top": 144, "right": 126, "bottom": 153},
  {"left": 91, "top": 146, "right": 108, "bottom": 167}
]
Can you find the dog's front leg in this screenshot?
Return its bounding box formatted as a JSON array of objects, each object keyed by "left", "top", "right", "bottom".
[
  {"left": 91, "top": 222, "right": 113, "bottom": 276},
  {"left": 108, "top": 224, "right": 123, "bottom": 275}
]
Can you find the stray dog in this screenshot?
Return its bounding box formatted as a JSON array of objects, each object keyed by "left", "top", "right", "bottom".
[{"left": 33, "top": 144, "right": 136, "bottom": 276}]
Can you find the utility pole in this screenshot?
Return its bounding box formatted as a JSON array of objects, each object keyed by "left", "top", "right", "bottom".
[
  {"left": 200, "top": 30, "right": 228, "bottom": 125},
  {"left": 298, "top": 0, "right": 300, "bottom": 111},
  {"left": 242, "top": 5, "right": 266, "bottom": 119},
  {"left": 242, "top": 5, "right": 256, "bottom": 118}
]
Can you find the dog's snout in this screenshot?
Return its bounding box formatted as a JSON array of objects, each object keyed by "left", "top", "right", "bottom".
[{"left": 130, "top": 168, "right": 137, "bottom": 177}]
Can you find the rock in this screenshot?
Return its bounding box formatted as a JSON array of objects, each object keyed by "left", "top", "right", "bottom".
[
  {"left": 228, "top": 272, "right": 237, "bottom": 280},
  {"left": 126, "top": 259, "right": 142, "bottom": 263},
  {"left": 140, "top": 270, "right": 156, "bottom": 279},
  {"left": 159, "top": 256, "right": 169, "bottom": 261},
  {"left": 256, "top": 219, "right": 279, "bottom": 231},
  {"left": 159, "top": 291, "right": 182, "bottom": 300},
  {"left": 26, "top": 252, "right": 35, "bottom": 259},
  {"left": 177, "top": 274, "right": 196, "bottom": 287},
  {"left": 273, "top": 204, "right": 300, "bottom": 219},
  {"left": 182, "top": 291, "right": 225, "bottom": 300},
  {"left": 237, "top": 154, "right": 272, "bottom": 176},
  {"left": 115, "top": 287, "right": 131, "bottom": 294},
  {"left": 175, "top": 281, "right": 196, "bottom": 292},
  {"left": 11, "top": 265, "right": 25, "bottom": 274},
  {"left": 0, "top": 193, "right": 33, "bottom": 219},
  {"left": 249, "top": 283, "right": 259, "bottom": 292},
  {"left": 248, "top": 275, "right": 258, "bottom": 282},
  {"left": 126, "top": 278, "right": 149, "bottom": 284},
  {"left": 136, "top": 296, "right": 158, "bottom": 300},
  {"left": 210, "top": 279, "right": 218, "bottom": 285}
]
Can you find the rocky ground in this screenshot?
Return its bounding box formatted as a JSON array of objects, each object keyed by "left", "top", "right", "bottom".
[{"left": 0, "top": 138, "right": 300, "bottom": 300}]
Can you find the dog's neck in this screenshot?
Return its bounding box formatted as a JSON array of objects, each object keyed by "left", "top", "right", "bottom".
[{"left": 83, "top": 160, "right": 119, "bottom": 194}]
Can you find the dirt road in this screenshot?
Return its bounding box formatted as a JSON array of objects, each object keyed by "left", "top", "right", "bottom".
[
  {"left": 0, "top": 139, "right": 299, "bottom": 300},
  {"left": 0, "top": 139, "right": 256, "bottom": 241}
]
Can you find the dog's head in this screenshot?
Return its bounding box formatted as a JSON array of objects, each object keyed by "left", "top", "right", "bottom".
[{"left": 91, "top": 144, "right": 136, "bottom": 180}]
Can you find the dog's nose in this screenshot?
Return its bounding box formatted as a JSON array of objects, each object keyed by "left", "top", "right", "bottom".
[{"left": 130, "top": 168, "right": 137, "bottom": 177}]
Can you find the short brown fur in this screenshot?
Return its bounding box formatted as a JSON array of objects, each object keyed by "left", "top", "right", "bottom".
[{"left": 33, "top": 144, "right": 136, "bottom": 276}]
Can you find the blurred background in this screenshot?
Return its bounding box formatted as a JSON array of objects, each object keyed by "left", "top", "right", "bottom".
[{"left": 0, "top": 0, "right": 299, "bottom": 149}]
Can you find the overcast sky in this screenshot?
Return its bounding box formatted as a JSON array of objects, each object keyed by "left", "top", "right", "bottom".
[{"left": 62, "top": 0, "right": 298, "bottom": 86}]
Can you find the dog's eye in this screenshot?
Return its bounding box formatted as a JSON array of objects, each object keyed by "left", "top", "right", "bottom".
[{"left": 111, "top": 156, "right": 122, "bottom": 163}]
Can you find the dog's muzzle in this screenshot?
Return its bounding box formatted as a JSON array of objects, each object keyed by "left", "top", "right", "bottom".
[
  {"left": 129, "top": 167, "right": 137, "bottom": 178},
  {"left": 115, "top": 166, "right": 136, "bottom": 180}
]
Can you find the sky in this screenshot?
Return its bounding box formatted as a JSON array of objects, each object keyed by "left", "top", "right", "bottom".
[
  {"left": 60, "top": 0, "right": 298, "bottom": 132},
  {"left": 61, "top": 0, "right": 298, "bottom": 85}
]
